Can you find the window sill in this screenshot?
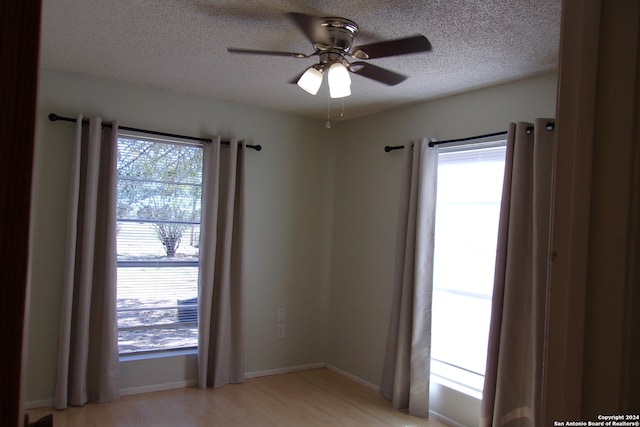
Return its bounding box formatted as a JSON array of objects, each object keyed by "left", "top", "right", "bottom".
[
  {"left": 430, "top": 374, "right": 483, "bottom": 400},
  {"left": 119, "top": 347, "right": 197, "bottom": 363}
]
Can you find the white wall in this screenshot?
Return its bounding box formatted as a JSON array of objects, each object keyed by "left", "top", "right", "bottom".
[
  {"left": 328, "top": 72, "right": 558, "bottom": 426},
  {"left": 27, "top": 69, "right": 558, "bottom": 426},
  {"left": 26, "top": 69, "right": 336, "bottom": 403}
]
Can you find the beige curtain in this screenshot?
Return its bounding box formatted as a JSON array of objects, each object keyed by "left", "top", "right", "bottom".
[
  {"left": 481, "top": 119, "right": 555, "bottom": 426},
  {"left": 55, "top": 115, "right": 120, "bottom": 409},
  {"left": 380, "top": 138, "right": 437, "bottom": 418},
  {"left": 198, "top": 137, "right": 245, "bottom": 389}
]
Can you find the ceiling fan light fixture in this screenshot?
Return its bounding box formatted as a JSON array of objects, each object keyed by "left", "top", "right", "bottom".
[
  {"left": 328, "top": 62, "right": 351, "bottom": 98},
  {"left": 297, "top": 66, "right": 324, "bottom": 95},
  {"left": 229, "top": 13, "right": 434, "bottom": 104}
]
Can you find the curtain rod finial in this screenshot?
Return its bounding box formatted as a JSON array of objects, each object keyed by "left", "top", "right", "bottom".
[{"left": 48, "top": 113, "right": 59, "bottom": 121}]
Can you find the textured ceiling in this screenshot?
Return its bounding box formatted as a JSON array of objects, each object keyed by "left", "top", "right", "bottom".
[{"left": 40, "top": 0, "right": 562, "bottom": 120}]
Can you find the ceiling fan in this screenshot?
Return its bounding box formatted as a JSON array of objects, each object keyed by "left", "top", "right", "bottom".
[{"left": 227, "top": 12, "right": 432, "bottom": 98}]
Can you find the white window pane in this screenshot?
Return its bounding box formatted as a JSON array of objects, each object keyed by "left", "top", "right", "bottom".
[
  {"left": 431, "top": 290, "right": 492, "bottom": 375},
  {"left": 433, "top": 203, "right": 501, "bottom": 296},
  {"left": 116, "top": 136, "right": 202, "bottom": 354},
  {"left": 118, "top": 327, "right": 198, "bottom": 354},
  {"left": 430, "top": 143, "right": 505, "bottom": 394}
]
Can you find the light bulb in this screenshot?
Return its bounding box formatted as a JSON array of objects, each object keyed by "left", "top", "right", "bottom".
[
  {"left": 297, "top": 66, "right": 323, "bottom": 95},
  {"left": 328, "top": 62, "right": 351, "bottom": 98}
]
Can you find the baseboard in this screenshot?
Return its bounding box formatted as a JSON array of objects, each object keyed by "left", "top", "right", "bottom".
[
  {"left": 324, "top": 364, "right": 380, "bottom": 392},
  {"left": 25, "top": 398, "right": 53, "bottom": 410},
  {"left": 25, "top": 362, "right": 377, "bottom": 409},
  {"left": 25, "top": 379, "right": 199, "bottom": 409},
  {"left": 26, "top": 366, "right": 468, "bottom": 426},
  {"left": 429, "top": 410, "right": 467, "bottom": 427},
  {"left": 324, "top": 366, "right": 471, "bottom": 426},
  {"left": 244, "top": 362, "right": 326, "bottom": 379},
  {"left": 120, "top": 379, "right": 198, "bottom": 397},
  {"left": 244, "top": 363, "right": 381, "bottom": 394}
]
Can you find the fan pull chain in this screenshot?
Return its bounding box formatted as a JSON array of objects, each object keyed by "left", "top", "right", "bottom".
[
  {"left": 326, "top": 95, "right": 347, "bottom": 128},
  {"left": 326, "top": 92, "right": 331, "bottom": 128}
]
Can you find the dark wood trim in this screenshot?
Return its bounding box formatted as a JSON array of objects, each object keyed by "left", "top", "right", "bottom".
[
  {"left": 542, "top": 0, "right": 600, "bottom": 420},
  {"left": 0, "top": 1, "right": 42, "bottom": 426}
]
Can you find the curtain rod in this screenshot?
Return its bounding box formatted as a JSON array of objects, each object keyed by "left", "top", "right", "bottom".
[
  {"left": 384, "top": 130, "right": 507, "bottom": 152},
  {"left": 48, "top": 113, "right": 262, "bottom": 151},
  {"left": 383, "top": 122, "right": 555, "bottom": 152}
]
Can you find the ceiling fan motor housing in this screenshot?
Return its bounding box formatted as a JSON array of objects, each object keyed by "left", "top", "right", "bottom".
[{"left": 316, "top": 17, "right": 359, "bottom": 53}]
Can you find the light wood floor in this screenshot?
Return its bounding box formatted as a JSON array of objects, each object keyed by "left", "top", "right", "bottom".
[{"left": 26, "top": 368, "right": 450, "bottom": 426}]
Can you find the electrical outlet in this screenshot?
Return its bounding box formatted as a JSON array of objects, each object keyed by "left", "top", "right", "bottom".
[
  {"left": 277, "top": 307, "right": 286, "bottom": 323},
  {"left": 276, "top": 323, "right": 286, "bottom": 339}
]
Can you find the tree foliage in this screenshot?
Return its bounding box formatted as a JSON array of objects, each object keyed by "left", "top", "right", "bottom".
[{"left": 117, "top": 137, "right": 202, "bottom": 257}]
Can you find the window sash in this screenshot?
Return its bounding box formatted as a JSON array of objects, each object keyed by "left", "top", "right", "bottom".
[
  {"left": 430, "top": 141, "right": 506, "bottom": 395},
  {"left": 116, "top": 135, "right": 203, "bottom": 354}
]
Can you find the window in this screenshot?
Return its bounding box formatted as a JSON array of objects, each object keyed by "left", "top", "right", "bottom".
[
  {"left": 430, "top": 141, "right": 506, "bottom": 397},
  {"left": 116, "top": 135, "right": 203, "bottom": 354}
]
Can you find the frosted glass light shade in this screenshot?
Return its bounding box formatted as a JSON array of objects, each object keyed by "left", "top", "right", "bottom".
[
  {"left": 328, "top": 62, "right": 351, "bottom": 98},
  {"left": 297, "top": 67, "right": 324, "bottom": 95}
]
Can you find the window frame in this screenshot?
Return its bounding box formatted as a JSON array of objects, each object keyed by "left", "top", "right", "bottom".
[
  {"left": 429, "top": 137, "right": 507, "bottom": 399},
  {"left": 115, "top": 132, "right": 204, "bottom": 356}
]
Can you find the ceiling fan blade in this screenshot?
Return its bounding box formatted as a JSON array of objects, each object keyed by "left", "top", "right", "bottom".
[
  {"left": 352, "top": 35, "right": 432, "bottom": 59},
  {"left": 350, "top": 62, "right": 407, "bottom": 86},
  {"left": 227, "top": 47, "right": 309, "bottom": 58},
  {"left": 286, "top": 12, "right": 331, "bottom": 46}
]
